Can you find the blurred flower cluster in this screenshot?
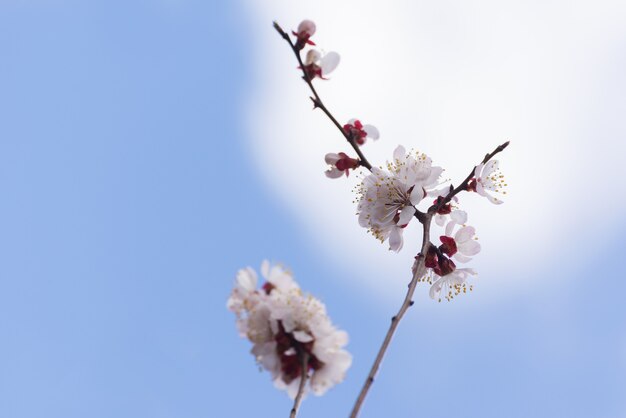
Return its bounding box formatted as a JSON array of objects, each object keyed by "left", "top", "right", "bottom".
[{"left": 227, "top": 261, "right": 352, "bottom": 398}]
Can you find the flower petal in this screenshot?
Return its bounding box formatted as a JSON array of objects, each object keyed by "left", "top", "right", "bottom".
[
  {"left": 321, "top": 52, "right": 340, "bottom": 75},
  {"left": 425, "top": 166, "right": 443, "bottom": 186},
  {"left": 292, "top": 330, "right": 314, "bottom": 343},
  {"left": 455, "top": 226, "right": 476, "bottom": 243},
  {"left": 305, "top": 49, "right": 321, "bottom": 65},
  {"left": 486, "top": 193, "right": 504, "bottom": 205},
  {"left": 297, "top": 20, "right": 316, "bottom": 36},
  {"left": 261, "top": 260, "right": 270, "bottom": 279},
  {"left": 483, "top": 160, "right": 498, "bottom": 176},
  {"left": 475, "top": 181, "right": 487, "bottom": 196},
  {"left": 450, "top": 210, "right": 467, "bottom": 224},
  {"left": 393, "top": 145, "right": 406, "bottom": 162},
  {"left": 398, "top": 205, "right": 416, "bottom": 225},
  {"left": 429, "top": 278, "right": 443, "bottom": 300},
  {"left": 453, "top": 253, "right": 473, "bottom": 263},
  {"left": 388, "top": 227, "right": 404, "bottom": 252},
  {"left": 474, "top": 163, "right": 484, "bottom": 178},
  {"left": 363, "top": 124, "right": 380, "bottom": 140},
  {"left": 410, "top": 188, "right": 425, "bottom": 205},
  {"left": 324, "top": 153, "right": 340, "bottom": 164},
  {"left": 236, "top": 267, "right": 257, "bottom": 292},
  {"left": 445, "top": 220, "right": 455, "bottom": 237},
  {"left": 325, "top": 167, "right": 344, "bottom": 178},
  {"left": 459, "top": 239, "right": 481, "bottom": 256}
]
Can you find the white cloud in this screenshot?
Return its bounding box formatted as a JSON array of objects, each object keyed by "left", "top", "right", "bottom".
[{"left": 244, "top": 0, "right": 626, "bottom": 303}]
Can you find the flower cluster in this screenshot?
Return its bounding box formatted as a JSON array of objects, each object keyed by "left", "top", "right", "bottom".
[
  {"left": 356, "top": 145, "right": 444, "bottom": 252},
  {"left": 227, "top": 261, "right": 352, "bottom": 398},
  {"left": 355, "top": 145, "right": 507, "bottom": 300},
  {"left": 422, "top": 210, "right": 481, "bottom": 301}
]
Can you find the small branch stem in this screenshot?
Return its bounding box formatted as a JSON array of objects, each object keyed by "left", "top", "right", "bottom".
[
  {"left": 290, "top": 351, "right": 310, "bottom": 418},
  {"left": 273, "top": 21, "right": 373, "bottom": 171},
  {"left": 349, "top": 216, "right": 432, "bottom": 418}
]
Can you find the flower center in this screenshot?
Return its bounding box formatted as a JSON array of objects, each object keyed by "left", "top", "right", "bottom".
[{"left": 274, "top": 321, "right": 324, "bottom": 384}]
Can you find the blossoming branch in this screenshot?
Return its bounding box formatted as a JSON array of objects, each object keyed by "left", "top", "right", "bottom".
[{"left": 227, "top": 19, "right": 510, "bottom": 418}]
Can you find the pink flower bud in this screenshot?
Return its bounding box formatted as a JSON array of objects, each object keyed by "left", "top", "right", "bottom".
[
  {"left": 297, "top": 20, "right": 316, "bottom": 38},
  {"left": 292, "top": 19, "right": 316, "bottom": 50},
  {"left": 439, "top": 236, "right": 458, "bottom": 257}
]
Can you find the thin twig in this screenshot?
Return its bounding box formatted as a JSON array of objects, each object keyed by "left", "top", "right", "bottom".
[
  {"left": 273, "top": 21, "right": 373, "bottom": 171},
  {"left": 349, "top": 216, "right": 432, "bottom": 418},
  {"left": 290, "top": 351, "right": 310, "bottom": 418}
]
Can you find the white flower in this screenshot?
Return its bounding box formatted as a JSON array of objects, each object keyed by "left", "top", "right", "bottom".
[
  {"left": 470, "top": 160, "right": 507, "bottom": 204},
  {"left": 324, "top": 152, "right": 359, "bottom": 179},
  {"left": 227, "top": 261, "right": 352, "bottom": 398},
  {"left": 343, "top": 119, "right": 380, "bottom": 145},
  {"left": 441, "top": 213, "right": 481, "bottom": 263},
  {"left": 429, "top": 268, "right": 477, "bottom": 302},
  {"left": 356, "top": 145, "right": 443, "bottom": 252},
  {"left": 303, "top": 49, "right": 340, "bottom": 80}
]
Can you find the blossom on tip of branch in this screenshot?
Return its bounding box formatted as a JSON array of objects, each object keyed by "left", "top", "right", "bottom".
[
  {"left": 325, "top": 152, "right": 359, "bottom": 178},
  {"left": 301, "top": 49, "right": 340, "bottom": 80},
  {"left": 343, "top": 119, "right": 380, "bottom": 145},
  {"left": 227, "top": 261, "right": 352, "bottom": 398},
  {"left": 292, "top": 20, "right": 316, "bottom": 49},
  {"left": 356, "top": 146, "right": 443, "bottom": 252},
  {"left": 467, "top": 160, "right": 507, "bottom": 204}
]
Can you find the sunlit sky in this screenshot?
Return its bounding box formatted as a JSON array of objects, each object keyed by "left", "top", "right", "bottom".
[{"left": 1, "top": 1, "right": 625, "bottom": 417}]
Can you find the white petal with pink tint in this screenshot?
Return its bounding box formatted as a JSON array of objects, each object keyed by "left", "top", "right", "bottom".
[
  {"left": 324, "top": 153, "right": 340, "bottom": 164},
  {"left": 388, "top": 227, "right": 404, "bottom": 252},
  {"left": 398, "top": 205, "right": 416, "bottom": 225},
  {"left": 363, "top": 124, "right": 380, "bottom": 140},
  {"left": 305, "top": 49, "right": 321, "bottom": 65},
  {"left": 325, "top": 167, "right": 344, "bottom": 178},
  {"left": 450, "top": 210, "right": 467, "bottom": 224},
  {"left": 321, "top": 52, "right": 340, "bottom": 75},
  {"left": 393, "top": 145, "right": 406, "bottom": 162},
  {"left": 297, "top": 19, "right": 316, "bottom": 37}
]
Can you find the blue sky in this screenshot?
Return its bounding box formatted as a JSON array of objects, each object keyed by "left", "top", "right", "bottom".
[{"left": 1, "top": 1, "right": 625, "bottom": 417}]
